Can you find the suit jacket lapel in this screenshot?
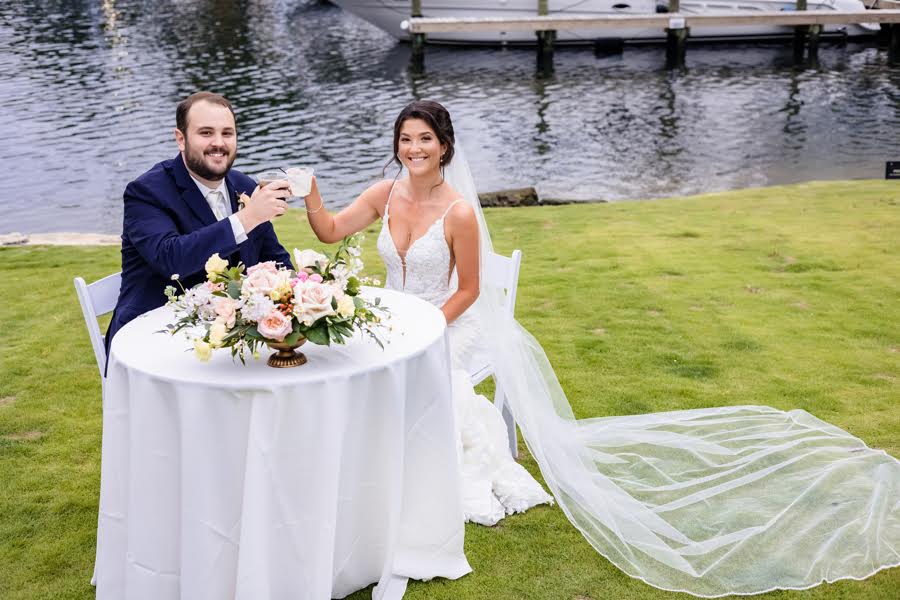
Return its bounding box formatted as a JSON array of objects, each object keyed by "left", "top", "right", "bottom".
[
  {"left": 224, "top": 173, "right": 241, "bottom": 215},
  {"left": 225, "top": 172, "right": 254, "bottom": 267},
  {"left": 172, "top": 153, "right": 217, "bottom": 227}
]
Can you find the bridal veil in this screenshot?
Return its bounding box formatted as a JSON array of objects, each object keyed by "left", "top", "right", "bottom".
[{"left": 443, "top": 141, "right": 900, "bottom": 597}]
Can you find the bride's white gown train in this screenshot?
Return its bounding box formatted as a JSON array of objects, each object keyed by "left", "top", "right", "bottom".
[
  {"left": 373, "top": 145, "right": 899, "bottom": 597},
  {"left": 377, "top": 192, "right": 552, "bottom": 527}
]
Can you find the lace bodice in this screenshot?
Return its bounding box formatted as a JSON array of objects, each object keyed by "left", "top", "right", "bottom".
[{"left": 376, "top": 184, "right": 462, "bottom": 308}]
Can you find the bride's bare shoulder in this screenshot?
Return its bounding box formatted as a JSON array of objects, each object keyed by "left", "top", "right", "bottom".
[
  {"left": 444, "top": 198, "right": 477, "bottom": 230},
  {"left": 359, "top": 178, "right": 401, "bottom": 210}
]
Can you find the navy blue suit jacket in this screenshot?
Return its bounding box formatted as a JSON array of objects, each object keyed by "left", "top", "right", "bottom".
[{"left": 105, "top": 154, "right": 292, "bottom": 358}]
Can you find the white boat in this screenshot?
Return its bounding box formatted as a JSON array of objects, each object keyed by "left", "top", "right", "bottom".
[{"left": 330, "top": 0, "right": 879, "bottom": 44}]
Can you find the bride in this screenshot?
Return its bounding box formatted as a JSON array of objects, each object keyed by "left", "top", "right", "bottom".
[
  {"left": 300, "top": 100, "right": 552, "bottom": 526},
  {"left": 298, "top": 100, "right": 900, "bottom": 596}
]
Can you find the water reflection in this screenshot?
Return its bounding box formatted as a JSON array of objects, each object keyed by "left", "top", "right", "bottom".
[{"left": 1, "top": 0, "right": 898, "bottom": 234}]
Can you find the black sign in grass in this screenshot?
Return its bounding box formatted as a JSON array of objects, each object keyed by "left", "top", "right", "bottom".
[{"left": 886, "top": 162, "right": 900, "bottom": 180}]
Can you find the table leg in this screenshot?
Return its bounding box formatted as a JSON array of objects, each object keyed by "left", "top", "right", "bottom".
[{"left": 372, "top": 575, "right": 409, "bottom": 600}]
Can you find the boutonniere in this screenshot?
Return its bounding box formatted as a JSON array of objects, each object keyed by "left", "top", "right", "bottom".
[{"left": 238, "top": 192, "right": 251, "bottom": 210}]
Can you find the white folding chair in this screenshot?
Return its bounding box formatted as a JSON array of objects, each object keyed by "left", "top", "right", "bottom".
[
  {"left": 73, "top": 272, "right": 122, "bottom": 379},
  {"left": 469, "top": 250, "right": 522, "bottom": 458}
]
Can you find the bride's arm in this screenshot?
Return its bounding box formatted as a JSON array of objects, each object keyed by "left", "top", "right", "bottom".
[
  {"left": 442, "top": 203, "right": 480, "bottom": 324},
  {"left": 303, "top": 178, "right": 391, "bottom": 244}
]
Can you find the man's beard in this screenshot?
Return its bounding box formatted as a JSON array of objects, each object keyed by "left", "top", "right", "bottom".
[{"left": 183, "top": 137, "right": 236, "bottom": 181}]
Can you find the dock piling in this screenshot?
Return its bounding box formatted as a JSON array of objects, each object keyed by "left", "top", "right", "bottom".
[
  {"left": 536, "top": 0, "right": 556, "bottom": 71},
  {"left": 891, "top": 24, "right": 900, "bottom": 63},
  {"left": 410, "top": 0, "right": 425, "bottom": 66},
  {"left": 807, "top": 23, "right": 821, "bottom": 61},
  {"left": 666, "top": 1, "right": 688, "bottom": 68},
  {"left": 793, "top": 0, "right": 809, "bottom": 62}
]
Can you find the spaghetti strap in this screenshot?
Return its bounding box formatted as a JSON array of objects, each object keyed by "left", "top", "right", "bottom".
[
  {"left": 384, "top": 179, "right": 399, "bottom": 218},
  {"left": 440, "top": 198, "right": 464, "bottom": 220}
]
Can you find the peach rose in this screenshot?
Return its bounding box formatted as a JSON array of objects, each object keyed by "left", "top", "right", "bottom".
[{"left": 257, "top": 310, "right": 293, "bottom": 342}]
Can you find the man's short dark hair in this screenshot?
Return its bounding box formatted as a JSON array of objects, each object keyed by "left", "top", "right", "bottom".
[{"left": 176, "top": 92, "right": 235, "bottom": 134}]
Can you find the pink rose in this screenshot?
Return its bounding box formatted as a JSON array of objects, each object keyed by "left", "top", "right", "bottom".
[
  {"left": 243, "top": 268, "right": 281, "bottom": 296},
  {"left": 309, "top": 273, "right": 323, "bottom": 283},
  {"left": 293, "top": 280, "right": 335, "bottom": 326},
  {"left": 293, "top": 271, "right": 309, "bottom": 284},
  {"left": 257, "top": 310, "right": 293, "bottom": 342},
  {"left": 247, "top": 261, "right": 278, "bottom": 275},
  {"left": 213, "top": 296, "right": 237, "bottom": 328}
]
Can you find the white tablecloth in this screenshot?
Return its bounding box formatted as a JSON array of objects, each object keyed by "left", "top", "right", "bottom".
[{"left": 94, "top": 288, "right": 471, "bottom": 600}]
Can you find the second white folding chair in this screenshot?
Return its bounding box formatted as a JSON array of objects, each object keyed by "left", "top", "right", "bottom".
[{"left": 468, "top": 249, "right": 522, "bottom": 458}]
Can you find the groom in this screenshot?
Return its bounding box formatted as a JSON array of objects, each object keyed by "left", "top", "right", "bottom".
[{"left": 105, "top": 91, "right": 293, "bottom": 358}]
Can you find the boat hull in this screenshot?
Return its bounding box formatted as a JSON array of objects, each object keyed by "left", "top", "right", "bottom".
[{"left": 331, "top": 0, "right": 878, "bottom": 44}]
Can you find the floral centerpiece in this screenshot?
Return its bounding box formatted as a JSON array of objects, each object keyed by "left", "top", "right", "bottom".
[{"left": 164, "top": 236, "right": 385, "bottom": 367}]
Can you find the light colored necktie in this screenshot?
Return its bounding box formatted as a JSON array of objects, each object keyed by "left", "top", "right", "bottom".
[{"left": 208, "top": 191, "right": 227, "bottom": 221}]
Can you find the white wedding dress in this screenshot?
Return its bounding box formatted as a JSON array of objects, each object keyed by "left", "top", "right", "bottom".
[
  {"left": 376, "top": 187, "right": 553, "bottom": 526},
  {"left": 370, "top": 145, "right": 899, "bottom": 598}
]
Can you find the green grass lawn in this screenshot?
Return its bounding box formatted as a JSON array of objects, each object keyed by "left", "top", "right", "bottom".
[{"left": 1, "top": 180, "right": 898, "bottom": 599}]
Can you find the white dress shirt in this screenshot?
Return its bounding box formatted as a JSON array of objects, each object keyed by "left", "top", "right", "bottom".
[{"left": 190, "top": 176, "right": 248, "bottom": 244}]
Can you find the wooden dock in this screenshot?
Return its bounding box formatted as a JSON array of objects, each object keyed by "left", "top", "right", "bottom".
[
  {"left": 401, "top": 9, "right": 900, "bottom": 68},
  {"left": 403, "top": 11, "right": 900, "bottom": 33}
]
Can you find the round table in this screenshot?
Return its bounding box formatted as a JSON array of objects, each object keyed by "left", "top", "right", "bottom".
[{"left": 94, "top": 288, "right": 471, "bottom": 600}]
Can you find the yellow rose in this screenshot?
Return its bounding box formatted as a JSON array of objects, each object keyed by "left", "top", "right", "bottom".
[
  {"left": 209, "top": 319, "right": 228, "bottom": 347},
  {"left": 337, "top": 294, "right": 355, "bottom": 318},
  {"left": 205, "top": 253, "right": 229, "bottom": 279},
  {"left": 194, "top": 339, "right": 213, "bottom": 362}
]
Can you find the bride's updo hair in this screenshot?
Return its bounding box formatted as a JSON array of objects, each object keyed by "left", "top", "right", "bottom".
[{"left": 385, "top": 100, "right": 455, "bottom": 176}]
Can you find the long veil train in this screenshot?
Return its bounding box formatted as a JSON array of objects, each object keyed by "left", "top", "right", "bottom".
[{"left": 444, "top": 142, "right": 900, "bottom": 597}]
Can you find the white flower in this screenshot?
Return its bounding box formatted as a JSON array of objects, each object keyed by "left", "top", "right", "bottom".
[
  {"left": 330, "top": 264, "right": 351, "bottom": 289},
  {"left": 336, "top": 295, "right": 355, "bottom": 318},
  {"left": 184, "top": 285, "right": 217, "bottom": 319},
  {"left": 170, "top": 273, "right": 180, "bottom": 281},
  {"left": 242, "top": 293, "right": 276, "bottom": 323},
  {"left": 293, "top": 248, "right": 328, "bottom": 271},
  {"left": 348, "top": 257, "right": 364, "bottom": 276},
  {"left": 347, "top": 245, "right": 362, "bottom": 257}
]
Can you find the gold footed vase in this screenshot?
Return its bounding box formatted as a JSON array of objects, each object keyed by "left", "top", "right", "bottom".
[{"left": 266, "top": 337, "right": 307, "bottom": 368}]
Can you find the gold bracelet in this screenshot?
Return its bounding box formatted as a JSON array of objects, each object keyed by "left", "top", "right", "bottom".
[{"left": 306, "top": 199, "right": 324, "bottom": 214}]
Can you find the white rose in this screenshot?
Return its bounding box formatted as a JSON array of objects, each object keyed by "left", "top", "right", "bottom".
[{"left": 293, "top": 248, "right": 328, "bottom": 271}]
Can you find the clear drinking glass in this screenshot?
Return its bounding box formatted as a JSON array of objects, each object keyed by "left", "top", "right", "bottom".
[{"left": 285, "top": 166, "right": 315, "bottom": 201}]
